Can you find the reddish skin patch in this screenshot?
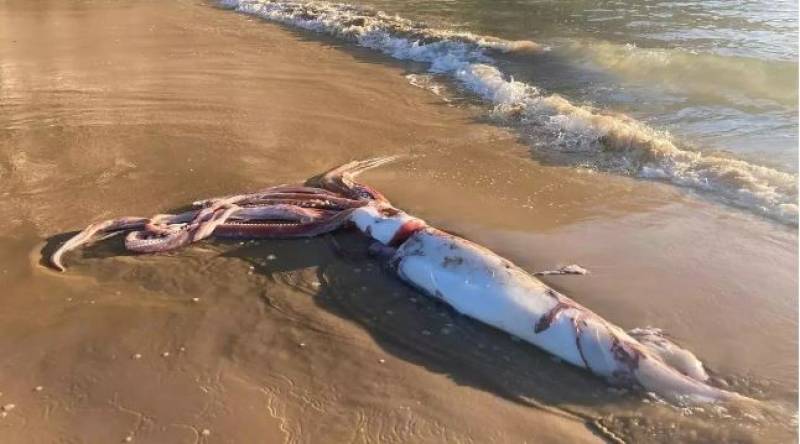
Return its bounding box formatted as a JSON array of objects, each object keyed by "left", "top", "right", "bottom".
[
  {"left": 610, "top": 335, "right": 646, "bottom": 371},
  {"left": 572, "top": 316, "right": 646, "bottom": 383},
  {"left": 534, "top": 301, "right": 578, "bottom": 333},
  {"left": 534, "top": 289, "right": 582, "bottom": 334},
  {"left": 388, "top": 219, "right": 427, "bottom": 247},
  {"left": 534, "top": 290, "right": 645, "bottom": 381},
  {"left": 573, "top": 316, "right": 592, "bottom": 369}
]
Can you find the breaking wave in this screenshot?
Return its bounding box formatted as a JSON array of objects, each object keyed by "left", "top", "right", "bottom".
[{"left": 220, "top": 0, "right": 798, "bottom": 225}]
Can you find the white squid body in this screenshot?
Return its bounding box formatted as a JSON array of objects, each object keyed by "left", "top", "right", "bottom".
[{"left": 350, "top": 205, "right": 745, "bottom": 404}]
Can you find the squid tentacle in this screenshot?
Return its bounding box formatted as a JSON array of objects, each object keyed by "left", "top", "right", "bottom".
[
  {"left": 214, "top": 208, "right": 357, "bottom": 239},
  {"left": 308, "top": 156, "right": 401, "bottom": 202},
  {"left": 192, "top": 185, "right": 343, "bottom": 208},
  {"left": 50, "top": 217, "right": 150, "bottom": 271},
  {"left": 52, "top": 195, "right": 360, "bottom": 265}
]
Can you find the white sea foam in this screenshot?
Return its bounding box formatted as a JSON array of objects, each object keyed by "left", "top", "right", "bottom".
[
  {"left": 405, "top": 74, "right": 450, "bottom": 102},
  {"left": 220, "top": 0, "right": 798, "bottom": 225}
]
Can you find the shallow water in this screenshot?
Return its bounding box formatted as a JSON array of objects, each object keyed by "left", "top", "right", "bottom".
[
  {"left": 352, "top": 0, "right": 799, "bottom": 171},
  {"left": 0, "top": 0, "right": 796, "bottom": 443},
  {"left": 221, "top": 0, "right": 798, "bottom": 225}
]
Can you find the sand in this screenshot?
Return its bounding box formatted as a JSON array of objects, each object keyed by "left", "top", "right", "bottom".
[{"left": 0, "top": 0, "right": 796, "bottom": 442}]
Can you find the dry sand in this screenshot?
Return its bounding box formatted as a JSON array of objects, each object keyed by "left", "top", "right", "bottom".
[{"left": 0, "top": 1, "right": 796, "bottom": 443}]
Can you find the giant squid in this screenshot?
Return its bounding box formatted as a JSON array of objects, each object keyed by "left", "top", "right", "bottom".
[{"left": 49, "top": 157, "right": 752, "bottom": 405}]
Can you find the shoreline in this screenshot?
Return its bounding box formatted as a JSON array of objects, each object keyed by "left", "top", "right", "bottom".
[
  {"left": 220, "top": 0, "right": 798, "bottom": 226},
  {"left": 0, "top": 0, "right": 796, "bottom": 442}
]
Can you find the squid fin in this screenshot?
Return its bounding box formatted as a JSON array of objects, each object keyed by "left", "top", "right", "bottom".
[{"left": 628, "top": 327, "right": 709, "bottom": 382}]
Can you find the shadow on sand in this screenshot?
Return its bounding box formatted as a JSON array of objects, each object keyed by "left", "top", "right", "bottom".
[{"left": 38, "top": 225, "right": 635, "bottom": 440}]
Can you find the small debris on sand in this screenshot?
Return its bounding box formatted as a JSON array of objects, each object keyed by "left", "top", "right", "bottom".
[
  {"left": 560, "top": 264, "right": 589, "bottom": 275},
  {"left": 2, "top": 404, "right": 15, "bottom": 412},
  {"left": 533, "top": 264, "right": 589, "bottom": 276},
  {"left": 34, "top": 386, "right": 43, "bottom": 392},
  {"left": 123, "top": 435, "right": 134, "bottom": 442},
  {"left": 132, "top": 353, "right": 142, "bottom": 360},
  {"left": 191, "top": 297, "right": 201, "bottom": 303},
  {"left": 162, "top": 351, "right": 170, "bottom": 357},
  {"left": 298, "top": 342, "right": 306, "bottom": 348},
  {"left": 201, "top": 429, "right": 211, "bottom": 436},
  {"left": 378, "top": 358, "right": 386, "bottom": 364},
  {"left": 266, "top": 254, "right": 277, "bottom": 261}
]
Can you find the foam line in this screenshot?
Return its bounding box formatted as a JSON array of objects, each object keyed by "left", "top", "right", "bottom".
[{"left": 220, "top": 0, "right": 798, "bottom": 225}]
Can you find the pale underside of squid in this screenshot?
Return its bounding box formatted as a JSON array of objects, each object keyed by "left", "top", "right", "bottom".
[{"left": 49, "top": 157, "right": 750, "bottom": 405}]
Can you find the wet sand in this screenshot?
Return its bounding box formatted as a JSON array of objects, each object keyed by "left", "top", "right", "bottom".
[{"left": 0, "top": 1, "right": 796, "bottom": 443}]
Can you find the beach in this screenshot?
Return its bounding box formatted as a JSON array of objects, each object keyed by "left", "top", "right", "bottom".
[{"left": 0, "top": 0, "right": 796, "bottom": 442}]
